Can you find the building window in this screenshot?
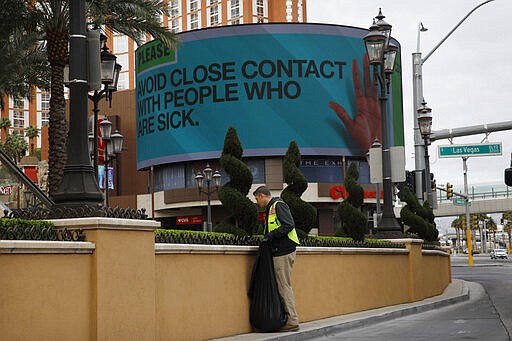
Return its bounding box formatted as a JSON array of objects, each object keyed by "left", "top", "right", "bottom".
[
  {"left": 12, "top": 110, "right": 25, "bottom": 129},
  {"left": 41, "top": 93, "right": 50, "bottom": 111},
  {"left": 228, "top": 0, "right": 242, "bottom": 24},
  {"left": 286, "top": 0, "right": 292, "bottom": 22},
  {"left": 208, "top": 3, "right": 221, "bottom": 26},
  {"left": 189, "top": 12, "right": 201, "bottom": 30},
  {"left": 11, "top": 98, "right": 26, "bottom": 129},
  {"left": 41, "top": 112, "right": 49, "bottom": 127},
  {"left": 297, "top": 0, "right": 303, "bottom": 22},
  {"left": 246, "top": 159, "right": 265, "bottom": 184},
  {"left": 298, "top": 158, "right": 371, "bottom": 184},
  {"left": 40, "top": 92, "right": 50, "bottom": 127},
  {"left": 116, "top": 53, "right": 129, "bottom": 71},
  {"left": 117, "top": 72, "right": 129, "bottom": 90},
  {"left": 169, "top": 19, "right": 182, "bottom": 33},
  {"left": 228, "top": 18, "right": 242, "bottom": 25},
  {"left": 154, "top": 164, "right": 186, "bottom": 191},
  {"left": 13, "top": 98, "right": 25, "bottom": 110},
  {"left": 253, "top": 0, "right": 268, "bottom": 23},
  {"left": 169, "top": 0, "right": 181, "bottom": 19},
  {"left": 256, "top": 0, "right": 264, "bottom": 16},
  {"left": 189, "top": 0, "right": 199, "bottom": 12},
  {"left": 113, "top": 35, "right": 129, "bottom": 54}
]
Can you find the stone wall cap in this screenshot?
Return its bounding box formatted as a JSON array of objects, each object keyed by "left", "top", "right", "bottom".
[
  {"left": 155, "top": 244, "right": 409, "bottom": 255},
  {"left": 0, "top": 240, "right": 95, "bottom": 254},
  {"left": 422, "top": 249, "right": 450, "bottom": 257},
  {"left": 50, "top": 217, "right": 160, "bottom": 231},
  {"left": 388, "top": 238, "right": 424, "bottom": 244}
]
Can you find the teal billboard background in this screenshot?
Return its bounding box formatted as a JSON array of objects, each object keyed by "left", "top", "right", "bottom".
[{"left": 136, "top": 24, "right": 404, "bottom": 170}]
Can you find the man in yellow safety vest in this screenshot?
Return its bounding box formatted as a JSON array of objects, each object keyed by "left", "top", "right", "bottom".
[{"left": 253, "top": 185, "right": 300, "bottom": 332}]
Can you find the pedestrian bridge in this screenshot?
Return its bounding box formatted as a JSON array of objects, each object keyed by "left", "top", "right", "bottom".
[{"left": 433, "top": 189, "right": 512, "bottom": 217}]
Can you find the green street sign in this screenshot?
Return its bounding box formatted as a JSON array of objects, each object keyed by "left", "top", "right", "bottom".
[
  {"left": 438, "top": 143, "right": 502, "bottom": 158},
  {"left": 453, "top": 198, "right": 469, "bottom": 206}
]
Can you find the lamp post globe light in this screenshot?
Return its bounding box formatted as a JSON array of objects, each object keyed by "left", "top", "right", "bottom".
[
  {"left": 363, "top": 8, "right": 402, "bottom": 237},
  {"left": 417, "top": 98, "right": 433, "bottom": 207},
  {"left": 89, "top": 119, "right": 124, "bottom": 207},
  {"left": 89, "top": 34, "right": 122, "bottom": 180},
  {"left": 195, "top": 164, "right": 221, "bottom": 232}
]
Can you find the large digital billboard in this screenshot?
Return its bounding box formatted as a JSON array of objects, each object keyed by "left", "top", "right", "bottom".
[{"left": 136, "top": 24, "right": 404, "bottom": 170}]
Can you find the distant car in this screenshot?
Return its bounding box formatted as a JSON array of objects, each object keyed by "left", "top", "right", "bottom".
[
  {"left": 490, "top": 249, "right": 508, "bottom": 259},
  {"left": 463, "top": 248, "right": 479, "bottom": 255}
]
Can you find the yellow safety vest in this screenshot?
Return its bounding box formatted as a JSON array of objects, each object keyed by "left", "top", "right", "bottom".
[{"left": 267, "top": 200, "right": 300, "bottom": 245}]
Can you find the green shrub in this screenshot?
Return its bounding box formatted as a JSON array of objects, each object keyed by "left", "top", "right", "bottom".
[
  {"left": 216, "top": 127, "right": 259, "bottom": 235},
  {"left": 0, "top": 218, "right": 56, "bottom": 240},
  {"left": 0, "top": 218, "right": 54, "bottom": 230},
  {"left": 155, "top": 229, "right": 261, "bottom": 245},
  {"left": 281, "top": 141, "right": 317, "bottom": 234},
  {"left": 154, "top": 229, "right": 406, "bottom": 249},
  {"left": 399, "top": 186, "right": 439, "bottom": 242},
  {"left": 335, "top": 163, "right": 367, "bottom": 241}
]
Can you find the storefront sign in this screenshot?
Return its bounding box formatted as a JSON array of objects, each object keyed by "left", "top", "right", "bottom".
[
  {"left": 329, "top": 185, "right": 383, "bottom": 200},
  {"left": 176, "top": 215, "right": 203, "bottom": 225}
]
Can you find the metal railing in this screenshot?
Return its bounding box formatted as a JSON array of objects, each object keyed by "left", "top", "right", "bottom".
[{"left": 436, "top": 186, "right": 511, "bottom": 203}]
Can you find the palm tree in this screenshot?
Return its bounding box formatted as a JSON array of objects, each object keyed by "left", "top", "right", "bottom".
[
  {"left": 451, "top": 216, "right": 463, "bottom": 253},
  {"left": 0, "top": 118, "right": 11, "bottom": 141},
  {"left": 487, "top": 217, "right": 498, "bottom": 249},
  {"left": 1, "top": 130, "right": 28, "bottom": 164},
  {"left": 0, "top": 0, "right": 49, "bottom": 107},
  {"left": 25, "top": 125, "right": 40, "bottom": 155},
  {"left": 32, "top": 0, "right": 178, "bottom": 198}
]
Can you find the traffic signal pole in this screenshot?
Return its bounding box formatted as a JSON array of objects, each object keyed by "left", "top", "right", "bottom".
[
  {"left": 438, "top": 168, "right": 473, "bottom": 265},
  {"left": 463, "top": 157, "right": 474, "bottom": 266}
]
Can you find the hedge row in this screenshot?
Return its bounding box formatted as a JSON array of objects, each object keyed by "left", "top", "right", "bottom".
[
  {"left": 0, "top": 218, "right": 85, "bottom": 241},
  {"left": 155, "top": 229, "right": 406, "bottom": 249}
]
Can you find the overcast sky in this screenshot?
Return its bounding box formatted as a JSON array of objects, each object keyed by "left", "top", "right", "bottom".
[{"left": 307, "top": 0, "right": 512, "bottom": 190}]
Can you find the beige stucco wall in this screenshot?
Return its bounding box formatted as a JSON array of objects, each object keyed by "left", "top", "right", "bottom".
[
  {"left": 153, "top": 242, "right": 450, "bottom": 340},
  {"left": 294, "top": 251, "right": 411, "bottom": 321},
  {"left": 0, "top": 220, "right": 451, "bottom": 341},
  {"left": 155, "top": 251, "right": 255, "bottom": 340},
  {"left": 0, "top": 241, "right": 94, "bottom": 341}
]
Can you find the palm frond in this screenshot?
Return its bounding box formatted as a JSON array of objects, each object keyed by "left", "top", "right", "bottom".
[{"left": 88, "top": 0, "right": 178, "bottom": 49}]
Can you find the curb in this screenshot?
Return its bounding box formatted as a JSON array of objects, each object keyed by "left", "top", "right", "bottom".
[{"left": 214, "top": 280, "right": 470, "bottom": 341}]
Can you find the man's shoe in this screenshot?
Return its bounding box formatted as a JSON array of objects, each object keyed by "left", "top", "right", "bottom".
[{"left": 279, "top": 323, "right": 299, "bottom": 332}]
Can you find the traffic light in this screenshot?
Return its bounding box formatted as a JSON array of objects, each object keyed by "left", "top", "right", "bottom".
[
  {"left": 461, "top": 219, "right": 466, "bottom": 230},
  {"left": 446, "top": 182, "right": 453, "bottom": 199},
  {"left": 471, "top": 215, "right": 478, "bottom": 228},
  {"left": 431, "top": 173, "right": 436, "bottom": 191},
  {"left": 506, "top": 167, "right": 512, "bottom": 187}
]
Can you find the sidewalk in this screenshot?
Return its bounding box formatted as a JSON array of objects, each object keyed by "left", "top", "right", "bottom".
[{"left": 212, "top": 279, "right": 469, "bottom": 341}]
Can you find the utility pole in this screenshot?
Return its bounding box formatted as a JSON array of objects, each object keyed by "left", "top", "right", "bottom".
[{"left": 412, "top": 0, "right": 496, "bottom": 203}]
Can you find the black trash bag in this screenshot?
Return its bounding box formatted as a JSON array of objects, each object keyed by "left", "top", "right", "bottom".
[{"left": 248, "top": 242, "right": 287, "bottom": 332}]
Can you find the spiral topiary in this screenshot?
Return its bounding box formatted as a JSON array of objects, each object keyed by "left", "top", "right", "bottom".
[
  {"left": 215, "top": 126, "right": 258, "bottom": 235},
  {"left": 399, "top": 186, "right": 438, "bottom": 242},
  {"left": 281, "top": 141, "right": 317, "bottom": 234},
  {"left": 335, "top": 162, "right": 367, "bottom": 241}
]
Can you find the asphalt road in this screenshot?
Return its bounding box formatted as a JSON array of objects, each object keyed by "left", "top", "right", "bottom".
[{"left": 310, "top": 254, "right": 512, "bottom": 341}]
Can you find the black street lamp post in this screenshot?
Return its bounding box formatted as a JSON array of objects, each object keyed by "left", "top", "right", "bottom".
[
  {"left": 195, "top": 164, "right": 221, "bottom": 232},
  {"left": 417, "top": 99, "right": 433, "bottom": 207},
  {"left": 363, "top": 9, "right": 402, "bottom": 237},
  {"left": 88, "top": 35, "right": 121, "bottom": 180},
  {"left": 52, "top": 0, "right": 103, "bottom": 207}
]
